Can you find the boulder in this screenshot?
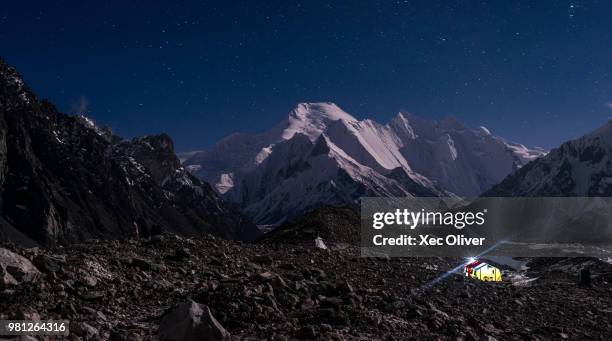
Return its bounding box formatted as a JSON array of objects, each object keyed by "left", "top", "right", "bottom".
[
  {"left": 159, "top": 300, "right": 230, "bottom": 341},
  {"left": 0, "top": 248, "right": 40, "bottom": 288}
]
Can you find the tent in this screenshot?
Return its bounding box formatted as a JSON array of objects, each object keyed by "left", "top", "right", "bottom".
[{"left": 464, "top": 260, "right": 502, "bottom": 282}]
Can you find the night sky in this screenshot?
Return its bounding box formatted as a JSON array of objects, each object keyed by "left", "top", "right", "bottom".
[{"left": 1, "top": 1, "right": 611, "bottom": 151}]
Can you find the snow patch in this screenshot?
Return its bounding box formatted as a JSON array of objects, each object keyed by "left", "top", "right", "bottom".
[
  {"left": 185, "top": 164, "right": 202, "bottom": 172},
  {"left": 216, "top": 173, "right": 235, "bottom": 194},
  {"left": 478, "top": 126, "right": 491, "bottom": 135},
  {"left": 255, "top": 145, "right": 274, "bottom": 164}
]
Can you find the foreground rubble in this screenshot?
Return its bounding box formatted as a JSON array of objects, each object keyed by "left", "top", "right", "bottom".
[{"left": 1, "top": 234, "right": 611, "bottom": 340}]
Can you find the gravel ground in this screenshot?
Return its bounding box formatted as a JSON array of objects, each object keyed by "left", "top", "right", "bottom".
[{"left": 1, "top": 234, "right": 611, "bottom": 340}]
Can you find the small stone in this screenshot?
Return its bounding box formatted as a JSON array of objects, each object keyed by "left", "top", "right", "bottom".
[
  {"left": 80, "top": 275, "right": 98, "bottom": 287},
  {"left": 257, "top": 271, "right": 275, "bottom": 281}
]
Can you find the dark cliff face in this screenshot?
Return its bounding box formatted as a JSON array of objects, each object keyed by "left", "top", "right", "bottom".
[{"left": 0, "top": 58, "right": 260, "bottom": 246}]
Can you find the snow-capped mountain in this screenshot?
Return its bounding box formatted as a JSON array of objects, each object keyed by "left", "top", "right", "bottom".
[
  {"left": 485, "top": 121, "right": 612, "bottom": 196},
  {"left": 184, "top": 102, "right": 545, "bottom": 224},
  {"left": 388, "top": 112, "right": 546, "bottom": 196},
  {"left": 184, "top": 103, "right": 357, "bottom": 194}
]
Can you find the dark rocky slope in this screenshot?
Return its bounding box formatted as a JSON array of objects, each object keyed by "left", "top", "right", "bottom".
[
  {"left": 1, "top": 235, "right": 610, "bottom": 340},
  {"left": 0, "top": 58, "right": 259, "bottom": 245},
  {"left": 258, "top": 205, "right": 360, "bottom": 245}
]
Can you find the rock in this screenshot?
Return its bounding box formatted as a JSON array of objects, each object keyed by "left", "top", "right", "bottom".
[
  {"left": 300, "top": 298, "right": 315, "bottom": 310},
  {"left": 320, "top": 324, "right": 333, "bottom": 332},
  {"left": 33, "top": 254, "right": 64, "bottom": 274},
  {"left": 0, "top": 248, "right": 40, "bottom": 288},
  {"left": 80, "top": 274, "right": 98, "bottom": 287},
  {"left": 130, "top": 258, "right": 152, "bottom": 271},
  {"left": 109, "top": 331, "right": 145, "bottom": 341},
  {"left": 257, "top": 271, "right": 275, "bottom": 281},
  {"left": 1, "top": 228, "right": 611, "bottom": 340},
  {"left": 174, "top": 248, "right": 191, "bottom": 260},
  {"left": 15, "top": 310, "right": 40, "bottom": 321},
  {"left": 17, "top": 337, "right": 38, "bottom": 341},
  {"left": 337, "top": 280, "right": 354, "bottom": 294},
  {"left": 426, "top": 303, "right": 449, "bottom": 320},
  {"left": 159, "top": 300, "right": 230, "bottom": 341},
  {"left": 315, "top": 237, "right": 327, "bottom": 250},
  {"left": 253, "top": 255, "right": 274, "bottom": 265},
  {"left": 478, "top": 336, "right": 497, "bottom": 341},
  {"left": 481, "top": 323, "right": 501, "bottom": 335},
  {"left": 72, "top": 322, "right": 99, "bottom": 339},
  {"left": 278, "top": 293, "right": 299, "bottom": 307},
  {"left": 325, "top": 332, "right": 345, "bottom": 341},
  {"left": 295, "top": 325, "right": 317, "bottom": 339},
  {"left": 80, "top": 290, "right": 105, "bottom": 301},
  {"left": 208, "top": 257, "right": 223, "bottom": 266},
  {"left": 270, "top": 275, "right": 289, "bottom": 292},
  {"left": 304, "top": 268, "right": 326, "bottom": 280}
]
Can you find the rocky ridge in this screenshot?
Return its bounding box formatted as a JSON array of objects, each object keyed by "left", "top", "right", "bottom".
[
  {"left": 485, "top": 121, "right": 612, "bottom": 197},
  {"left": 0, "top": 58, "right": 259, "bottom": 245}
]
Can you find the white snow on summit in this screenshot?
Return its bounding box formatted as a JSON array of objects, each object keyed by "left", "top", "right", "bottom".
[
  {"left": 276, "top": 102, "right": 358, "bottom": 141},
  {"left": 183, "top": 102, "right": 546, "bottom": 223}
]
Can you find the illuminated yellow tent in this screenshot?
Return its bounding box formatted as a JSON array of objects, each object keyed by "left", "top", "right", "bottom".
[{"left": 464, "top": 260, "right": 502, "bottom": 282}]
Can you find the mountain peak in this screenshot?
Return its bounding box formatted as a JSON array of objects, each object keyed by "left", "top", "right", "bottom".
[
  {"left": 0, "top": 57, "right": 32, "bottom": 104},
  {"left": 290, "top": 102, "right": 356, "bottom": 122},
  {"left": 392, "top": 111, "right": 423, "bottom": 123},
  {"left": 0, "top": 59, "right": 260, "bottom": 244},
  {"left": 582, "top": 120, "right": 612, "bottom": 143},
  {"left": 279, "top": 102, "right": 357, "bottom": 141},
  {"left": 390, "top": 111, "right": 437, "bottom": 128}
]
